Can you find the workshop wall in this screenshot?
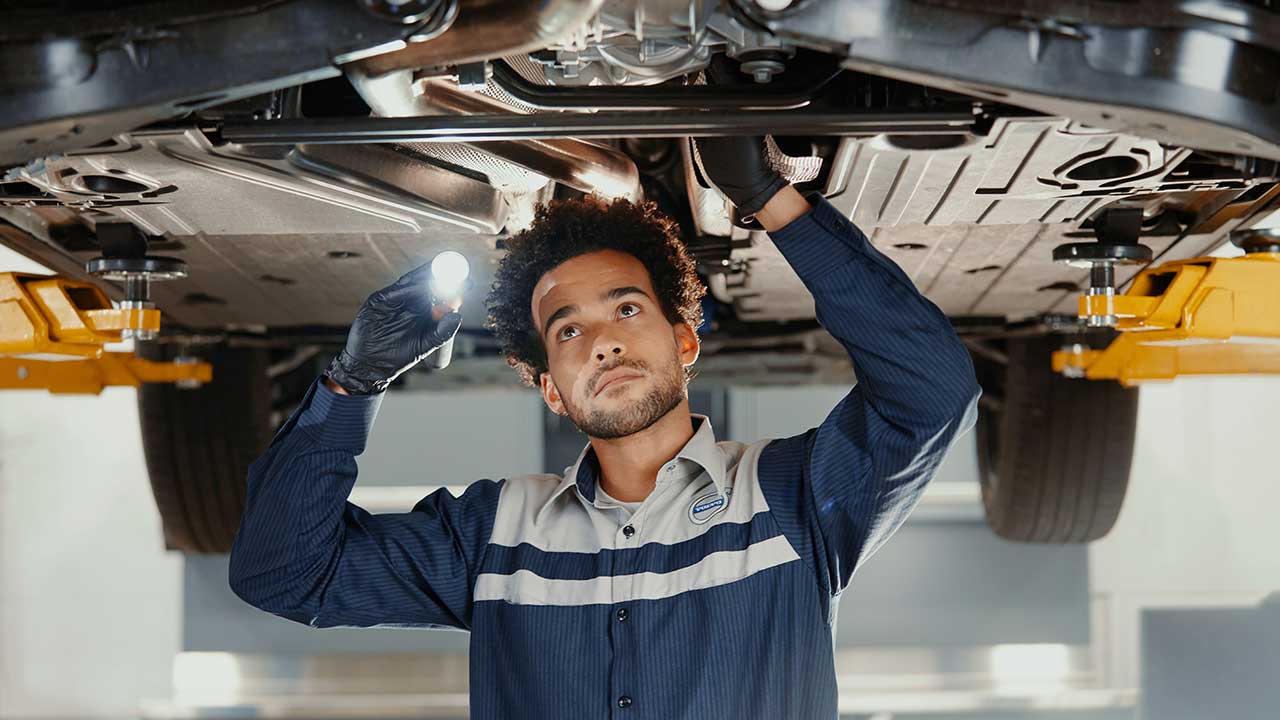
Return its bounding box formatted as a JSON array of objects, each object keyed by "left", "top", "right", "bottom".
[
  {"left": 728, "top": 385, "right": 1091, "bottom": 647},
  {"left": 1088, "top": 376, "right": 1280, "bottom": 690},
  {"left": 0, "top": 247, "right": 183, "bottom": 720},
  {"left": 183, "top": 387, "right": 544, "bottom": 654},
  {"left": 0, "top": 389, "right": 183, "bottom": 719}
]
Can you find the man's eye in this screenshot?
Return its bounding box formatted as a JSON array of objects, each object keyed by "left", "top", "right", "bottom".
[
  {"left": 558, "top": 326, "right": 580, "bottom": 341},
  {"left": 619, "top": 303, "right": 640, "bottom": 318}
]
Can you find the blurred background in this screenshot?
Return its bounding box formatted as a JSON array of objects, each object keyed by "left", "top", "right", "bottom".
[{"left": 1, "top": 243, "right": 1277, "bottom": 720}]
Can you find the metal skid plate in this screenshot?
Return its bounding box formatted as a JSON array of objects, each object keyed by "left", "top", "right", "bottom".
[
  {"left": 711, "top": 118, "right": 1277, "bottom": 322},
  {"left": 0, "top": 130, "right": 509, "bottom": 330},
  {"left": 824, "top": 119, "right": 1201, "bottom": 230},
  {"left": 1, "top": 122, "right": 1276, "bottom": 332}
]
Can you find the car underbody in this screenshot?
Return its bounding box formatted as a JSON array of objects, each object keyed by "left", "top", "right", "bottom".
[
  {"left": 3, "top": 0, "right": 1280, "bottom": 356},
  {"left": 4, "top": 0, "right": 1280, "bottom": 548}
]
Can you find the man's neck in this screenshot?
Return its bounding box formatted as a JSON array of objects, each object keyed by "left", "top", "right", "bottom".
[{"left": 590, "top": 401, "right": 695, "bottom": 503}]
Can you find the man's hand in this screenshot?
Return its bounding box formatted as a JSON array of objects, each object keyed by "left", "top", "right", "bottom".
[
  {"left": 693, "top": 132, "right": 788, "bottom": 218},
  {"left": 324, "top": 263, "right": 462, "bottom": 395},
  {"left": 692, "top": 56, "right": 789, "bottom": 218}
]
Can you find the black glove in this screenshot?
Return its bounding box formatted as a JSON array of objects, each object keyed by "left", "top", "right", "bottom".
[
  {"left": 693, "top": 135, "right": 787, "bottom": 217},
  {"left": 692, "top": 57, "right": 788, "bottom": 217},
  {"left": 324, "top": 263, "right": 463, "bottom": 395}
]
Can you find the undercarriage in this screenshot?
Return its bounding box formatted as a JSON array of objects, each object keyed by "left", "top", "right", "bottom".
[{"left": 4, "top": 0, "right": 1280, "bottom": 548}]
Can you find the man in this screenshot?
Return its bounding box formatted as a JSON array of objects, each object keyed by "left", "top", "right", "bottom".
[{"left": 229, "top": 131, "right": 981, "bottom": 718}]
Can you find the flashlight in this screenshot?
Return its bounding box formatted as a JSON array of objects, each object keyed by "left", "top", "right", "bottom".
[{"left": 424, "top": 250, "right": 470, "bottom": 370}]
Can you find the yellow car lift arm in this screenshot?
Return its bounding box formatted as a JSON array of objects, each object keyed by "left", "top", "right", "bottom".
[
  {"left": 1054, "top": 229, "right": 1280, "bottom": 386},
  {"left": 0, "top": 272, "right": 210, "bottom": 394}
]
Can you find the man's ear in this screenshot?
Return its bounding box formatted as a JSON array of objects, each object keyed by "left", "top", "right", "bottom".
[
  {"left": 674, "top": 322, "right": 700, "bottom": 368},
  {"left": 540, "top": 371, "right": 567, "bottom": 416}
]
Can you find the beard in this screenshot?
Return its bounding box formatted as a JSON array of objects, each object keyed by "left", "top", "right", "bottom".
[{"left": 562, "top": 353, "right": 687, "bottom": 440}]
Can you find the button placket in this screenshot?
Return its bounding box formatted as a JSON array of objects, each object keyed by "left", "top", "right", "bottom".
[
  {"left": 607, "top": 514, "right": 626, "bottom": 717},
  {"left": 612, "top": 514, "right": 637, "bottom": 717}
]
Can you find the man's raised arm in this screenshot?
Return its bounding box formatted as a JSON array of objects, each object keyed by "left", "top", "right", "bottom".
[
  {"left": 227, "top": 266, "right": 502, "bottom": 630},
  {"left": 758, "top": 184, "right": 981, "bottom": 590},
  {"left": 694, "top": 128, "right": 981, "bottom": 597}
]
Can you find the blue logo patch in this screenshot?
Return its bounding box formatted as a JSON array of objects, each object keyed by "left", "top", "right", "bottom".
[{"left": 688, "top": 487, "right": 729, "bottom": 525}]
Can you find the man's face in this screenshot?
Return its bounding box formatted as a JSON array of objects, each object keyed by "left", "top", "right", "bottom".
[{"left": 531, "top": 250, "right": 699, "bottom": 439}]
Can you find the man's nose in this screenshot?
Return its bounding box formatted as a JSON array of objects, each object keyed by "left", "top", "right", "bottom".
[{"left": 592, "top": 334, "right": 626, "bottom": 363}]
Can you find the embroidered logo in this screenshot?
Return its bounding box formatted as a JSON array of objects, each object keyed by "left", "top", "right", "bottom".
[{"left": 688, "top": 485, "right": 730, "bottom": 525}]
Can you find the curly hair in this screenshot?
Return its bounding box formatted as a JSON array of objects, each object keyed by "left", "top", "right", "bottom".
[{"left": 486, "top": 195, "right": 705, "bottom": 387}]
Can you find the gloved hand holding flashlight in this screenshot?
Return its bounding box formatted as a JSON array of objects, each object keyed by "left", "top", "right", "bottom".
[{"left": 323, "top": 252, "right": 469, "bottom": 395}]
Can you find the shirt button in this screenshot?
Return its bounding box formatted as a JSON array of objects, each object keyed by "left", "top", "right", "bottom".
[
  {"left": 617, "top": 696, "right": 632, "bottom": 709},
  {"left": 622, "top": 525, "right": 635, "bottom": 538},
  {"left": 616, "top": 607, "right": 629, "bottom": 622}
]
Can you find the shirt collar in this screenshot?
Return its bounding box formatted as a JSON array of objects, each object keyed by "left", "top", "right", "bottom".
[{"left": 536, "top": 414, "right": 726, "bottom": 522}]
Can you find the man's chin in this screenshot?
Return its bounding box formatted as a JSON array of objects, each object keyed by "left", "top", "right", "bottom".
[
  {"left": 565, "top": 363, "right": 686, "bottom": 440},
  {"left": 575, "top": 396, "right": 677, "bottom": 440}
]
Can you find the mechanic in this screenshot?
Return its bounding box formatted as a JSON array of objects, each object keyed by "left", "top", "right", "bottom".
[{"left": 229, "top": 130, "right": 981, "bottom": 718}]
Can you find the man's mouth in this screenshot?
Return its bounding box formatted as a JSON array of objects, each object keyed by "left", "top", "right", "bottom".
[{"left": 594, "top": 369, "right": 643, "bottom": 396}]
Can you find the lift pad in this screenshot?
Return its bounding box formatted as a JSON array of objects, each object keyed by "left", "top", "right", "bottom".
[
  {"left": 0, "top": 272, "right": 211, "bottom": 394},
  {"left": 1053, "top": 247, "right": 1280, "bottom": 386}
]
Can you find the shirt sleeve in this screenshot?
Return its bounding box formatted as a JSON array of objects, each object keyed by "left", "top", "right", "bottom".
[
  {"left": 755, "top": 194, "right": 981, "bottom": 598},
  {"left": 227, "top": 378, "right": 504, "bottom": 630}
]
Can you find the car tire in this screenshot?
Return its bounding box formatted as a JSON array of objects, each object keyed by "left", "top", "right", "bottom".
[
  {"left": 137, "top": 345, "right": 273, "bottom": 553},
  {"left": 975, "top": 333, "right": 1139, "bottom": 543}
]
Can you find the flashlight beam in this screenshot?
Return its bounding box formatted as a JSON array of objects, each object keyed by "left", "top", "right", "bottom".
[{"left": 429, "top": 251, "right": 471, "bottom": 303}]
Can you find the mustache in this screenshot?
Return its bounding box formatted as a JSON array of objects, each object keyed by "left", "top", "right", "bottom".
[{"left": 589, "top": 358, "right": 649, "bottom": 394}]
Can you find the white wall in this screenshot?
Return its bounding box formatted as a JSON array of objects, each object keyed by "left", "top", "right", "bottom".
[
  {"left": 183, "top": 387, "right": 546, "bottom": 655},
  {"left": 359, "top": 387, "right": 545, "bottom": 488},
  {"left": 0, "top": 389, "right": 183, "bottom": 719},
  {"left": 729, "top": 384, "right": 979, "bottom": 484},
  {"left": 1089, "top": 376, "right": 1280, "bottom": 688},
  {"left": 728, "top": 385, "right": 1094, "bottom": 649}
]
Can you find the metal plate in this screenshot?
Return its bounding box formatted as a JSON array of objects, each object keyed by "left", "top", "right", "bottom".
[
  {"left": 0, "top": 130, "right": 508, "bottom": 330},
  {"left": 715, "top": 118, "right": 1275, "bottom": 322},
  {"left": 1, "top": 119, "right": 1275, "bottom": 332}
]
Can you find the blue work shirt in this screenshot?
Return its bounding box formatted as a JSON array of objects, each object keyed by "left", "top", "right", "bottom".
[{"left": 228, "top": 195, "right": 982, "bottom": 719}]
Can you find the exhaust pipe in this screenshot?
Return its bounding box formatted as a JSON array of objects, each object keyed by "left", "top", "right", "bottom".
[
  {"left": 347, "top": 67, "right": 640, "bottom": 201},
  {"left": 351, "top": 0, "right": 605, "bottom": 77}
]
